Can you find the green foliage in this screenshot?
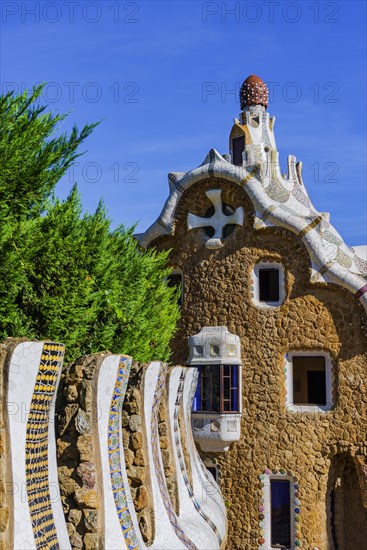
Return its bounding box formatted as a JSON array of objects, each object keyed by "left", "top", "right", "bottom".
[{"left": 0, "top": 86, "right": 180, "bottom": 362}]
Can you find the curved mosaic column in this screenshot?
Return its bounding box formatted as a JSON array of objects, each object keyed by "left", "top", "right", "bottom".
[
  {"left": 97, "top": 354, "right": 145, "bottom": 550},
  {"left": 144, "top": 362, "right": 196, "bottom": 550},
  {"left": 182, "top": 368, "right": 227, "bottom": 542},
  {"left": 168, "top": 367, "right": 221, "bottom": 549},
  {"left": 5, "top": 341, "right": 71, "bottom": 550}
]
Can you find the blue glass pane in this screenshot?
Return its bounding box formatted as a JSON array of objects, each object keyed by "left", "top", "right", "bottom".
[
  {"left": 231, "top": 366, "right": 239, "bottom": 411},
  {"left": 271, "top": 480, "right": 291, "bottom": 547},
  {"left": 231, "top": 389, "right": 238, "bottom": 412},
  {"left": 192, "top": 368, "right": 201, "bottom": 411},
  {"left": 231, "top": 365, "right": 238, "bottom": 387}
]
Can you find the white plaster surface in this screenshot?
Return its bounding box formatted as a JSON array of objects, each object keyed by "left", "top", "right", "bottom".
[
  {"left": 97, "top": 355, "right": 128, "bottom": 550},
  {"left": 191, "top": 412, "right": 241, "bottom": 452},
  {"left": 354, "top": 245, "right": 367, "bottom": 261},
  {"left": 187, "top": 189, "right": 244, "bottom": 250},
  {"left": 144, "top": 362, "right": 187, "bottom": 550},
  {"left": 6, "top": 341, "right": 71, "bottom": 550},
  {"left": 182, "top": 369, "right": 227, "bottom": 541},
  {"left": 188, "top": 326, "right": 241, "bottom": 366},
  {"left": 168, "top": 367, "right": 219, "bottom": 549}
]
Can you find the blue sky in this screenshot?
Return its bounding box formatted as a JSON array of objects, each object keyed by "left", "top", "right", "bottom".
[{"left": 1, "top": 0, "right": 366, "bottom": 244}]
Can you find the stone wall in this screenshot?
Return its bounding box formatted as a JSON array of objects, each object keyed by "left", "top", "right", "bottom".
[
  {"left": 1, "top": 339, "right": 227, "bottom": 550},
  {"left": 56, "top": 354, "right": 157, "bottom": 549},
  {"left": 152, "top": 177, "right": 367, "bottom": 549},
  {"left": 56, "top": 354, "right": 105, "bottom": 549},
  {"left": 121, "top": 361, "right": 154, "bottom": 544}
]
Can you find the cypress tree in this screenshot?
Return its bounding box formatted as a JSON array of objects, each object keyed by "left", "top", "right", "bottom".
[{"left": 0, "top": 86, "right": 179, "bottom": 362}]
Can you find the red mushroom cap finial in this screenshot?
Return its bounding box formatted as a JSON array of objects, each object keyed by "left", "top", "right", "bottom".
[{"left": 240, "top": 74, "right": 269, "bottom": 110}]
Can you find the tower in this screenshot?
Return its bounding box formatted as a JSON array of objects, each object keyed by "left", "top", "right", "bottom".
[{"left": 139, "top": 74, "right": 367, "bottom": 549}]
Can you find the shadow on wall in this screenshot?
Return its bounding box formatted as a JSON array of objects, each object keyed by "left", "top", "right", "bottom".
[{"left": 326, "top": 453, "right": 367, "bottom": 549}]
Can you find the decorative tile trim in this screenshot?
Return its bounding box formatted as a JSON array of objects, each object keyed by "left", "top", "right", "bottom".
[
  {"left": 25, "top": 342, "right": 65, "bottom": 550},
  {"left": 355, "top": 284, "right": 367, "bottom": 299},
  {"left": 240, "top": 167, "right": 259, "bottom": 185},
  {"left": 258, "top": 468, "right": 301, "bottom": 549},
  {"left": 151, "top": 364, "right": 198, "bottom": 550},
  {"left": 298, "top": 216, "right": 323, "bottom": 238},
  {"left": 173, "top": 369, "right": 222, "bottom": 545},
  {"left": 108, "top": 356, "right": 139, "bottom": 549},
  {"left": 310, "top": 261, "right": 334, "bottom": 283}
]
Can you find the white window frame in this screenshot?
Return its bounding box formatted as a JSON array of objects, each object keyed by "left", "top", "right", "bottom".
[
  {"left": 251, "top": 261, "right": 285, "bottom": 308},
  {"left": 259, "top": 470, "right": 299, "bottom": 550},
  {"left": 285, "top": 350, "right": 334, "bottom": 413}
]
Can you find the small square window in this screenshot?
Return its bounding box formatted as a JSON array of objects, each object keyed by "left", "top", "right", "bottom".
[
  {"left": 252, "top": 262, "right": 285, "bottom": 308},
  {"left": 259, "top": 268, "right": 280, "bottom": 302},
  {"left": 286, "top": 352, "right": 333, "bottom": 412},
  {"left": 292, "top": 356, "right": 326, "bottom": 406}
]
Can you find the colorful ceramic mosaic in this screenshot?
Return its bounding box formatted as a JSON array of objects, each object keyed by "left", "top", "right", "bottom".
[
  {"left": 151, "top": 363, "right": 198, "bottom": 550},
  {"left": 139, "top": 123, "right": 367, "bottom": 313},
  {"left": 25, "top": 342, "right": 65, "bottom": 550},
  {"left": 173, "top": 369, "right": 222, "bottom": 545},
  {"left": 258, "top": 468, "right": 301, "bottom": 548},
  {"left": 108, "top": 356, "right": 139, "bottom": 549}
]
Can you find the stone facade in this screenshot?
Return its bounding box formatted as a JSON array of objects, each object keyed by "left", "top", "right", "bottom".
[
  {"left": 161, "top": 180, "right": 367, "bottom": 548},
  {"left": 56, "top": 354, "right": 157, "bottom": 549},
  {"left": 140, "top": 74, "right": 367, "bottom": 549}
]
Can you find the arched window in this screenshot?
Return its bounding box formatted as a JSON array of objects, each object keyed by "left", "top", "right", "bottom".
[{"left": 232, "top": 136, "right": 245, "bottom": 166}]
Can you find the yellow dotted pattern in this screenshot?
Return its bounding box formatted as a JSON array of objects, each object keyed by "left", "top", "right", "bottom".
[{"left": 25, "top": 342, "right": 64, "bottom": 550}]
